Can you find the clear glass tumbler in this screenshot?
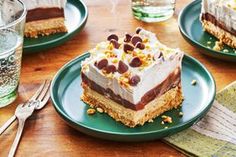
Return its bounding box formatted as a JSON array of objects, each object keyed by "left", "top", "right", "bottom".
[
  {"left": 132, "top": 0, "right": 176, "bottom": 22},
  {"left": 0, "top": 0, "right": 26, "bottom": 107}
]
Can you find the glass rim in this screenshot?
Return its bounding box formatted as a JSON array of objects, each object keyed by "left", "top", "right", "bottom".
[{"left": 0, "top": 0, "right": 27, "bottom": 30}]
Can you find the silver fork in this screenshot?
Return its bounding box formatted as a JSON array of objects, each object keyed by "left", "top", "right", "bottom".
[
  {"left": 8, "top": 101, "right": 38, "bottom": 157},
  {"left": 7, "top": 80, "right": 51, "bottom": 157},
  {"left": 0, "top": 80, "right": 51, "bottom": 135}
]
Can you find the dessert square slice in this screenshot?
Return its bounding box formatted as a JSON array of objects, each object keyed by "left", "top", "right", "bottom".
[
  {"left": 22, "top": 0, "right": 67, "bottom": 38},
  {"left": 200, "top": 0, "right": 236, "bottom": 48},
  {"left": 81, "top": 28, "right": 184, "bottom": 127}
]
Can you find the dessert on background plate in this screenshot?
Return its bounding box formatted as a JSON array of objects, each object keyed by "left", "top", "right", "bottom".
[
  {"left": 200, "top": 0, "right": 236, "bottom": 49},
  {"left": 80, "top": 28, "right": 184, "bottom": 127},
  {"left": 22, "top": 0, "right": 67, "bottom": 38}
]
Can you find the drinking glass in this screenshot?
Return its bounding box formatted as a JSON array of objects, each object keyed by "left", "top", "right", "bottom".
[
  {"left": 131, "top": 0, "right": 176, "bottom": 22},
  {"left": 0, "top": 0, "right": 26, "bottom": 107}
]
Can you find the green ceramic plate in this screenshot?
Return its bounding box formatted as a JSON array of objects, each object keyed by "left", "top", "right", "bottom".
[
  {"left": 23, "top": 0, "right": 88, "bottom": 53},
  {"left": 178, "top": 0, "right": 236, "bottom": 62},
  {"left": 51, "top": 53, "right": 216, "bottom": 142}
]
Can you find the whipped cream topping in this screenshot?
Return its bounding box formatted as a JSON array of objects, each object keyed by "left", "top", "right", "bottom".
[
  {"left": 22, "top": 0, "right": 66, "bottom": 10},
  {"left": 81, "top": 28, "right": 183, "bottom": 104},
  {"left": 201, "top": 0, "right": 236, "bottom": 30}
]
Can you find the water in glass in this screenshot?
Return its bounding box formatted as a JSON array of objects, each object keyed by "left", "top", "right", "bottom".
[
  {"left": 132, "top": 0, "right": 176, "bottom": 22},
  {"left": 0, "top": 29, "right": 23, "bottom": 107}
]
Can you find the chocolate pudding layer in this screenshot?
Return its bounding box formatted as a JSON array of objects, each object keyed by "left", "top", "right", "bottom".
[{"left": 26, "top": 8, "right": 64, "bottom": 22}]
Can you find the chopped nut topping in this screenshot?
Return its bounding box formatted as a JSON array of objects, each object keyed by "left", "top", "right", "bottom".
[
  {"left": 96, "top": 107, "right": 104, "bottom": 113},
  {"left": 123, "top": 71, "right": 131, "bottom": 78},
  {"left": 213, "top": 41, "right": 223, "bottom": 51},
  {"left": 148, "top": 119, "right": 154, "bottom": 123},
  {"left": 121, "top": 52, "right": 126, "bottom": 60},
  {"left": 112, "top": 58, "right": 119, "bottom": 63},
  {"left": 105, "top": 50, "right": 117, "bottom": 58},
  {"left": 161, "top": 121, "right": 165, "bottom": 125},
  {"left": 179, "top": 112, "right": 184, "bottom": 117},
  {"left": 118, "top": 76, "right": 130, "bottom": 88},
  {"left": 145, "top": 44, "right": 151, "bottom": 50},
  {"left": 223, "top": 49, "right": 229, "bottom": 53},
  {"left": 107, "top": 43, "right": 114, "bottom": 50},
  {"left": 87, "top": 108, "right": 96, "bottom": 115},
  {"left": 161, "top": 115, "right": 167, "bottom": 119},
  {"left": 138, "top": 67, "right": 145, "bottom": 71},
  {"left": 95, "top": 44, "right": 101, "bottom": 50},
  {"left": 191, "top": 79, "right": 197, "bottom": 85},
  {"left": 143, "top": 38, "right": 149, "bottom": 43},
  {"left": 161, "top": 115, "right": 172, "bottom": 123}
]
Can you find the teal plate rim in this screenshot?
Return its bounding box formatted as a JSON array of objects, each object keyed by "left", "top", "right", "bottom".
[
  {"left": 50, "top": 52, "right": 216, "bottom": 141},
  {"left": 23, "top": 0, "right": 88, "bottom": 53},
  {"left": 178, "top": 0, "right": 236, "bottom": 61}
]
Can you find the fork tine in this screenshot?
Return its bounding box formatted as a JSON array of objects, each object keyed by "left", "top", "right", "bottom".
[
  {"left": 36, "top": 80, "right": 51, "bottom": 101},
  {"left": 37, "top": 88, "right": 51, "bottom": 110},
  {"left": 30, "top": 80, "right": 47, "bottom": 101}
]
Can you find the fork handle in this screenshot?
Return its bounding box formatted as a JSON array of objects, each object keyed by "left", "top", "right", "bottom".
[
  {"left": 0, "top": 115, "right": 16, "bottom": 135},
  {"left": 8, "top": 119, "right": 25, "bottom": 157}
]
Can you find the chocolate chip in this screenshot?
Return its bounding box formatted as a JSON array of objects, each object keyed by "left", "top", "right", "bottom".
[
  {"left": 136, "top": 27, "right": 142, "bottom": 34},
  {"left": 118, "top": 61, "right": 128, "bottom": 74},
  {"left": 96, "top": 59, "right": 108, "bottom": 69},
  {"left": 107, "top": 34, "right": 118, "bottom": 41},
  {"left": 129, "top": 75, "right": 141, "bottom": 86},
  {"left": 110, "top": 39, "right": 120, "bottom": 49},
  {"left": 158, "top": 52, "right": 163, "bottom": 58},
  {"left": 104, "top": 65, "right": 117, "bottom": 73},
  {"left": 124, "top": 33, "right": 132, "bottom": 42},
  {"left": 123, "top": 43, "right": 134, "bottom": 53},
  {"left": 129, "top": 57, "right": 142, "bottom": 67},
  {"left": 135, "top": 42, "right": 145, "bottom": 50},
  {"left": 131, "top": 35, "right": 142, "bottom": 46}
]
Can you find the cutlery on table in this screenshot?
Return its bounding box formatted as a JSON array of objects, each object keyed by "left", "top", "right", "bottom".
[
  {"left": 0, "top": 80, "right": 51, "bottom": 157},
  {"left": 0, "top": 80, "right": 51, "bottom": 135}
]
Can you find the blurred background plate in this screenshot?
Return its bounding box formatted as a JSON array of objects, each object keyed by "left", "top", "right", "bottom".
[
  {"left": 50, "top": 53, "right": 216, "bottom": 142},
  {"left": 178, "top": 0, "right": 236, "bottom": 62},
  {"left": 23, "top": 0, "right": 88, "bottom": 53}
]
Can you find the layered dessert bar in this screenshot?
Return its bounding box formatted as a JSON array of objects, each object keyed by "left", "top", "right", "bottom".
[
  {"left": 22, "top": 0, "right": 67, "bottom": 38},
  {"left": 200, "top": 0, "right": 236, "bottom": 48},
  {"left": 81, "top": 28, "right": 184, "bottom": 127}
]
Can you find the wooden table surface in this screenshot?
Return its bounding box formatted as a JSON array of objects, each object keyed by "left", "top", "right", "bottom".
[{"left": 1, "top": 0, "right": 236, "bottom": 156}]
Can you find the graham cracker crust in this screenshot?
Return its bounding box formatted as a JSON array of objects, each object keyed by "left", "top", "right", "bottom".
[
  {"left": 24, "top": 17, "right": 67, "bottom": 38},
  {"left": 81, "top": 83, "right": 183, "bottom": 127},
  {"left": 201, "top": 20, "right": 236, "bottom": 48}
]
